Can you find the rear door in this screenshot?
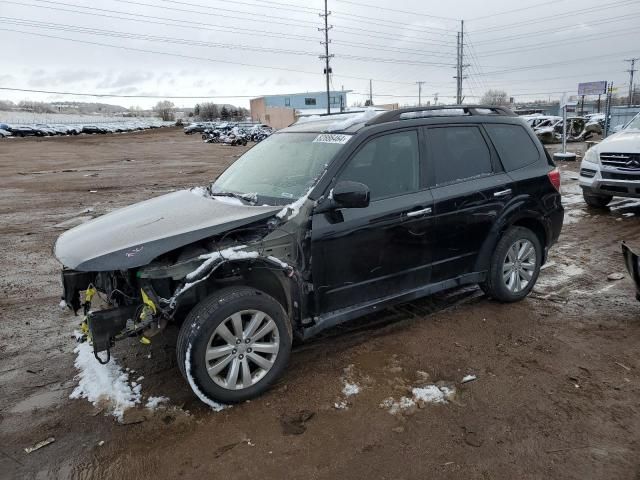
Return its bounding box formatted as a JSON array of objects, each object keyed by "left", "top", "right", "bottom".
[
  {"left": 425, "top": 124, "right": 514, "bottom": 282},
  {"left": 311, "top": 128, "right": 435, "bottom": 313}
]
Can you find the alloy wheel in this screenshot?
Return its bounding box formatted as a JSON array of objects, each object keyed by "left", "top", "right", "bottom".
[
  {"left": 502, "top": 239, "right": 537, "bottom": 293},
  {"left": 205, "top": 309, "right": 279, "bottom": 390}
]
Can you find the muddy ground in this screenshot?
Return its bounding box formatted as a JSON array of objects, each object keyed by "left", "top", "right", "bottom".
[{"left": 0, "top": 128, "right": 639, "bottom": 479}]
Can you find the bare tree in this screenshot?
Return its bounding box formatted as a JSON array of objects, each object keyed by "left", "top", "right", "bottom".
[
  {"left": 154, "top": 100, "right": 175, "bottom": 121},
  {"left": 199, "top": 102, "right": 219, "bottom": 121},
  {"left": 481, "top": 89, "right": 509, "bottom": 106}
]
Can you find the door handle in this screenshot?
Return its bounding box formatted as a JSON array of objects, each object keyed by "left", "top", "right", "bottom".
[
  {"left": 406, "top": 207, "right": 432, "bottom": 217},
  {"left": 493, "top": 189, "right": 512, "bottom": 198}
]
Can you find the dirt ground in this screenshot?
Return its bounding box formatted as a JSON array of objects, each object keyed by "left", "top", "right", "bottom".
[{"left": 1, "top": 128, "right": 639, "bottom": 480}]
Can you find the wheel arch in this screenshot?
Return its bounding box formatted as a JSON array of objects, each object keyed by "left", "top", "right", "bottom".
[
  {"left": 475, "top": 210, "right": 551, "bottom": 272},
  {"left": 198, "top": 258, "right": 303, "bottom": 335}
]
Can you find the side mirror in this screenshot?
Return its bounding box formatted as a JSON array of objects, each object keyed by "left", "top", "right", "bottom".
[{"left": 332, "top": 181, "right": 370, "bottom": 209}]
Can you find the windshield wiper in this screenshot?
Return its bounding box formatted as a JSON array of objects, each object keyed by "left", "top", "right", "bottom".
[{"left": 206, "top": 188, "right": 257, "bottom": 205}]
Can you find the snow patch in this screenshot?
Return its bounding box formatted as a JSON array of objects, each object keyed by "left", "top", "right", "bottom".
[
  {"left": 266, "top": 256, "right": 289, "bottom": 269},
  {"left": 381, "top": 384, "right": 455, "bottom": 415},
  {"left": 211, "top": 195, "right": 244, "bottom": 206},
  {"left": 184, "top": 345, "right": 228, "bottom": 412},
  {"left": 461, "top": 374, "right": 477, "bottom": 383},
  {"left": 184, "top": 245, "right": 259, "bottom": 283},
  {"left": 276, "top": 192, "right": 309, "bottom": 221},
  {"left": 325, "top": 108, "right": 381, "bottom": 132},
  {"left": 145, "top": 396, "right": 170, "bottom": 409},
  {"left": 69, "top": 342, "right": 142, "bottom": 422},
  {"left": 342, "top": 382, "right": 360, "bottom": 397}
]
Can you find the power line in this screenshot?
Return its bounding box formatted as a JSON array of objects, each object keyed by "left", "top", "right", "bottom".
[
  {"left": 470, "top": 10, "right": 640, "bottom": 45},
  {"left": 10, "top": 0, "right": 320, "bottom": 43},
  {"left": 0, "top": 27, "right": 418, "bottom": 86},
  {"left": 113, "top": 0, "right": 319, "bottom": 29},
  {"left": 474, "top": 49, "right": 640, "bottom": 76},
  {"left": 0, "top": 17, "right": 457, "bottom": 67},
  {"left": 469, "top": 0, "right": 637, "bottom": 34},
  {"left": 0, "top": 86, "right": 263, "bottom": 98},
  {"left": 14, "top": 0, "right": 459, "bottom": 51},
  {"left": 468, "top": 0, "right": 569, "bottom": 21},
  {"left": 475, "top": 25, "right": 640, "bottom": 58},
  {"left": 333, "top": 0, "right": 460, "bottom": 21},
  {"left": 0, "top": 17, "right": 320, "bottom": 56}
]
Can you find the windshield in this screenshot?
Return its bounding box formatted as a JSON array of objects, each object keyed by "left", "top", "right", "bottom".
[
  {"left": 625, "top": 114, "right": 640, "bottom": 130},
  {"left": 211, "top": 132, "right": 350, "bottom": 204}
]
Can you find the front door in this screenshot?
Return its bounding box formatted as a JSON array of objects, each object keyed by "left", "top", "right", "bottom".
[{"left": 311, "top": 129, "right": 434, "bottom": 314}]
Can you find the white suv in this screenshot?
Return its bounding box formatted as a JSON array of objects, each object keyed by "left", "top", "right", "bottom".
[{"left": 579, "top": 113, "right": 640, "bottom": 208}]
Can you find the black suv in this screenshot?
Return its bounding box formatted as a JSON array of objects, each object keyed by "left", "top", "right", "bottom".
[{"left": 55, "top": 106, "right": 563, "bottom": 404}]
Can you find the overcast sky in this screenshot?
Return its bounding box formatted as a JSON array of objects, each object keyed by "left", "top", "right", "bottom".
[{"left": 1, "top": 0, "right": 638, "bottom": 109}]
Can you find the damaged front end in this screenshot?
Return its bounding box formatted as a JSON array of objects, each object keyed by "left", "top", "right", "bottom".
[
  {"left": 59, "top": 206, "right": 306, "bottom": 364},
  {"left": 62, "top": 269, "right": 166, "bottom": 363}
]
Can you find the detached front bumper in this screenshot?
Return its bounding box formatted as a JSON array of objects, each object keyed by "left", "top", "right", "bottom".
[{"left": 622, "top": 243, "right": 640, "bottom": 302}]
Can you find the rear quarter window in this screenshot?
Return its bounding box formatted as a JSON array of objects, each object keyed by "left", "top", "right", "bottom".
[{"left": 485, "top": 124, "right": 540, "bottom": 171}]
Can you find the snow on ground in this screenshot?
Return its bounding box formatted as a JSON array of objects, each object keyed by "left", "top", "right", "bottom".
[
  {"left": 381, "top": 383, "right": 456, "bottom": 415},
  {"left": 342, "top": 382, "right": 360, "bottom": 397},
  {"left": 69, "top": 342, "right": 142, "bottom": 422},
  {"left": 145, "top": 396, "right": 170, "bottom": 409},
  {"left": 536, "top": 263, "right": 585, "bottom": 290}
]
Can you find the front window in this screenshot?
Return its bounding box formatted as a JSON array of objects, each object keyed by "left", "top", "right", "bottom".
[
  {"left": 625, "top": 113, "right": 640, "bottom": 130},
  {"left": 305, "top": 98, "right": 317, "bottom": 106},
  {"left": 211, "top": 133, "right": 349, "bottom": 204}
]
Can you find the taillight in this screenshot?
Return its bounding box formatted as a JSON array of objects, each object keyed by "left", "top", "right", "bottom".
[{"left": 547, "top": 168, "right": 561, "bottom": 191}]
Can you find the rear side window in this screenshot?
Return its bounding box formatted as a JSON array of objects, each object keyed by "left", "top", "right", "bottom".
[
  {"left": 428, "top": 126, "right": 492, "bottom": 186},
  {"left": 485, "top": 124, "right": 540, "bottom": 171}
]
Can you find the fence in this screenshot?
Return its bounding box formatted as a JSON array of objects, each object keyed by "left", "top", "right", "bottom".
[
  {"left": 610, "top": 106, "right": 640, "bottom": 130},
  {"left": 0, "top": 111, "right": 154, "bottom": 125}
]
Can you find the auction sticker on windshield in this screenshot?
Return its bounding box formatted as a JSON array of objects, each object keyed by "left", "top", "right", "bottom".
[{"left": 313, "top": 134, "right": 351, "bottom": 144}]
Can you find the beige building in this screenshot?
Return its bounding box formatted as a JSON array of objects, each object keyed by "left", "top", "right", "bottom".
[{"left": 249, "top": 97, "right": 296, "bottom": 130}]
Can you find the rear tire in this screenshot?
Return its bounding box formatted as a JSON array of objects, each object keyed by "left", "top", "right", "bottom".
[
  {"left": 583, "top": 192, "right": 612, "bottom": 208},
  {"left": 176, "top": 286, "right": 292, "bottom": 404},
  {"left": 480, "top": 226, "right": 542, "bottom": 302}
]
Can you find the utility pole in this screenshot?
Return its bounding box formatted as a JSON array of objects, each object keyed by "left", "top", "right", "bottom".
[
  {"left": 625, "top": 57, "right": 638, "bottom": 107},
  {"left": 416, "top": 81, "right": 425, "bottom": 106},
  {"left": 369, "top": 79, "right": 373, "bottom": 106},
  {"left": 455, "top": 32, "right": 461, "bottom": 104},
  {"left": 319, "top": 0, "right": 334, "bottom": 115},
  {"left": 454, "top": 21, "right": 467, "bottom": 104}
]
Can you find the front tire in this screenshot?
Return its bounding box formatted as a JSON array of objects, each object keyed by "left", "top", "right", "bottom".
[
  {"left": 583, "top": 191, "right": 612, "bottom": 208},
  {"left": 177, "top": 286, "right": 292, "bottom": 404},
  {"left": 481, "top": 226, "right": 542, "bottom": 302}
]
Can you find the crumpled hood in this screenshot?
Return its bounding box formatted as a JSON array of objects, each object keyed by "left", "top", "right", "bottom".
[
  {"left": 596, "top": 130, "right": 640, "bottom": 153},
  {"left": 54, "top": 189, "right": 280, "bottom": 271}
]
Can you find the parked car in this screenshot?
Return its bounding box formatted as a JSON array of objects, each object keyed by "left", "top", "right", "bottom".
[
  {"left": 184, "top": 122, "right": 207, "bottom": 134},
  {"left": 0, "top": 128, "right": 10, "bottom": 138},
  {"left": 82, "top": 125, "right": 106, "bottom": 134},
  {"left": 55, "top": 106, "right": 563, "bottom": 404},
  {"left": 579, "top": 112, "right": 640, "bottom": 207},
  {"left": 9, "top": 125, "right": 42, "bottom": 137},
  {"left": 34, "top": 124, "right": 58, "bottom": 136}
]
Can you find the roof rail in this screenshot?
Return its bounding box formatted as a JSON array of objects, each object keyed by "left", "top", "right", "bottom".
[{"left": 365, "top": 105, "right": 516, "bottom": 126}]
